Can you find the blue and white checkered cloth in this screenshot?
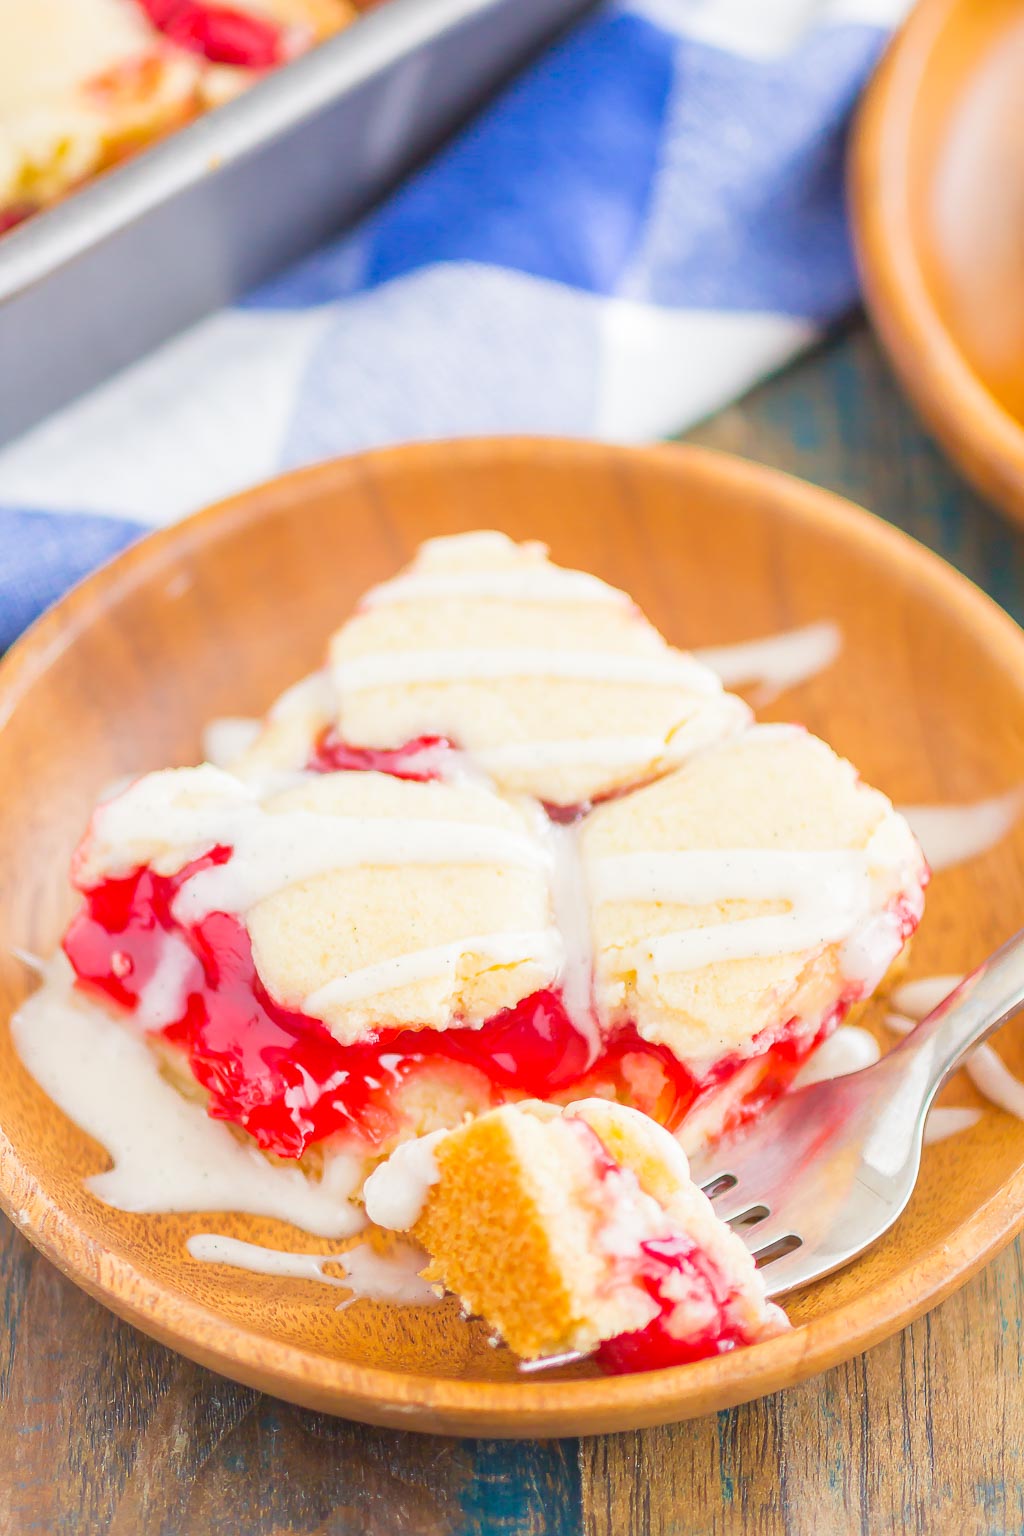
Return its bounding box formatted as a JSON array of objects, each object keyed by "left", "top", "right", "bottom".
[{"left": 0, "top": 0, "right": 908, "bottom": 649}]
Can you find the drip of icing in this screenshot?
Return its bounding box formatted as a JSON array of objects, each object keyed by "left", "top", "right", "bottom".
[
  {"left": 303, "top": 928, "right": 562, "bottom": 1014},
  {"left": 333, "top": 1241, "right": 441, "bottom": 1308},
  {"left": 10, "top": 946, "right": 45, "bottom": 974},
  {"left": 133, "top": 931, "right": 202, "bottom": 1030},
  {"left": 964, "top": 1045, "right": 1024, "bottom": 1120},
  {"left": 899, "top": 790, "right": 1022, "bottom": 871},
  {"left": 791, "top": 1025, "right": 881, "bottom": 1087},
  {"left": 10, "top": 962, "right": 366, "bottom": 1238},
  {"left": 83, "top": 767, "right": 552, "bottom": 922},
  {"left": 591, "top": 849, "right": 873, "bottom": 973},
  {"left": 889, "top": 974, "right": 965, "bottom": 1019},
  {"left": 186, "top": 1233, "right": 351, "bottom": 1286},
  {"left": 174, "top": 813, "right": 552, "bottom": 923},
  {"left": 840, "top": 910, "right": 909, "bottom": 989},
  {"left": 471, "top": 696, "right": 750, "bottom": 777},
  {"left": 477, "top": 736, "right": 670, "bottom": 771},
  {"left": 333, "top": 648, "right": 721, "bottom": 695},
  {"left": 793, "top": 1016, "right": 979, "bottom": 1142},
  {"left": 201, "top": 717, "right": 261, "bottom": 768},
  {"left": 361, "top": 567, "right": 632, "bottom": 608},
  {"left": 886, "top": 972, "right": 1024, "bottom": 1124},
  {"left": 542, "top": 819, "right": 599, "bottom": 1056},
  {"left": 268, "top": 669, "right": 337, "bottom": 722},
  {"left": 363, "top": 1130, "right": 447, "bottom": 1230},
  {"left": 185, "top": 1233, "right": 440, "bottom": 1305},
  {"left": 694, "top": 622, "right": 842, "bottom": 703},
  {"left": 924, "top": 1107, "right": 982, "bottom": 1145},
  {"left": 591, "top": 801, "right": 922, "bottom": 981}
]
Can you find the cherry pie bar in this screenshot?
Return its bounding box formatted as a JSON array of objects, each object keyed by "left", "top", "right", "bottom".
[
  {"left": 364, "top": 1099, "right": 789, "bottom": 1369},
  {"left": 0, "top": 0, "right": 354, "bottom": 233},
  {"left": 60, "top": 531, "right": 928, "bottom": 1370}
]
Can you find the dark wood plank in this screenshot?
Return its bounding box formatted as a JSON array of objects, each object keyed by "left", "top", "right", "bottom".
[{"left": 0, "top": 1221, "right": 579, "bottom": 1536}]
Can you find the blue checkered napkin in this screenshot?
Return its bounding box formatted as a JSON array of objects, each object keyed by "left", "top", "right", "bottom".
[{"left": 0, "top": 0, "right": 908, "bottom": 649}]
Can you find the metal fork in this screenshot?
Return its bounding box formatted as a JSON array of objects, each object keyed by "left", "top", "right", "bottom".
[{"left": 688, "top": 929, "right": 1024, "bottom": 1297}]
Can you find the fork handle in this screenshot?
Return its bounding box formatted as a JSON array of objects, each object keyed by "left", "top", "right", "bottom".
[{"left": 893, "top": 927, "right": 1024, "bottom": 1102}]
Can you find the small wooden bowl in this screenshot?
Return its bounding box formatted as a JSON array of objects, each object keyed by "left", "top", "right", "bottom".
[
  {"left": 851, "top": 0, "right": 1024, "bottom": 521},
  {"left": 1, "top": 439, "right": 1024, "bottom": 1436}
]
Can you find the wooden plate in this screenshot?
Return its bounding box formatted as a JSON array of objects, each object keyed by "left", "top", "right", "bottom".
[
  {"left": 1, "top": 438, "right": 1023, "bottom": 1436},
  {"left": 851, "top": 0, "right": 1024, "bottom": 522}
]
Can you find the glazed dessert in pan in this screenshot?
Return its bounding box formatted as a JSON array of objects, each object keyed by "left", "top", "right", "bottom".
[
  {"left": 57, "top": 532, "right": 929, "bottom": 1370},
  {"left": 0, "top": 0, "right": 355, "bottom": 233}
]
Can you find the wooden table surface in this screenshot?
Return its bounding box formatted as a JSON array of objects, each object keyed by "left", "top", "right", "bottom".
[{"left": 3, "top": 320, "right": 1024, "bottom": 1536}]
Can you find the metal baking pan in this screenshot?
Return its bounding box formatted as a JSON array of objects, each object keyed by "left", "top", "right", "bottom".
[{"left": 0, "top": 0, "right": 594, "bottom": 447}]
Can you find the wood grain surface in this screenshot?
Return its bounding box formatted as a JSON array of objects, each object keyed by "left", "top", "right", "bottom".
[{"left": 2, "top": 321, "right": 1023, "bottom": 1531}]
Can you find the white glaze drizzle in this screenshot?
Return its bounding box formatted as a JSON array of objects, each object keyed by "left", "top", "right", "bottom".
[
  {"left": 886, "top": 972, "right": 1024, "bottom": 1124},
  {"left": 268, "top": 669, "right": 337, "bottom": 722},
  {"left": 333, "top": 647, "right": 720, "bottom": 695},
  {"left": 591, "top": 849, "right": 873, "bottom": 973},
  {"left": 363, "top": 1130, "right": 446, "bottom": 1230},
  {"left": 173, "top": 811, "right": 551, "bottom": 923},
  {"left": 187, "top": 1232, "right": 352, "bottom": 1286},
  {"left": 10, "top": 946, "right": 45, "bottom": 974},
  {"left": 303, "top": 928, "right": 562, "bottom": 1014},
  {"left": 840, "top": 909, "right": 910, "bottom": 989},
  {"left": 591, "top": 798, "right": 922, "bottom": 980},
  {"left": 924, "top": 1107, "right": 982, "bottom": 1145},
  {"left": 476, "top": 736, "right": 670, "bottom": 771},
  {"left": 791, "top": 1025, "right": 881, "bottom": 1087},
  {"left": 200, "top": 675, "right": 337, "bottom": 775},
  {"left": 133, "top": 932, "right": 202, "bottom": 1031},
  {"left": 791, "top": 1016, "right": 981, "bottom": 1143},
  {"left": 201, "top": 717, "right": 261, "bottom": 768},
  {"left": 84, "top": 767, "right": 552, "bottom": 922},
  {"left": 542, "top": 818, "right": 600, "bottom": 1057},
  {"left": 10, "top": 962, "right": 366, "bottom": 1239},
  {"left": 186, "top": 1233, "right": 440, "bottom": 1306},
  {"left": 333, "top": 1241, "right": 441, "bottom": 1307},
  {"left": 889, "top": 974, "right": 965, "bottom": 1019},
  {"left": 361, "top": 567, "right": 631, "bottom": 609},
  {"left": 471, "top": 695, "right": 750, "bottom": 777},
  {"left": 899, "top": 789, "right": 1022, "bottom": 872},
  {"left": 695, "top": 621, "right": 842, "bottom": 703},
  {"left": 962, "top": 1047, "right": 1024, "bottom": 1121}
]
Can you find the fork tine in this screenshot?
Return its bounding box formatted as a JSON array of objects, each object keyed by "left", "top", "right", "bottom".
[
  {"left": 753, "top": 1238, "right": 820, "bottom": 1299},
  {"left": 703, "top": 1188, "right": 768, "bottom": 1225},
  {"left": 739, "top": 1214, "right": 801, "bottom": 1257},
  {"left": 697, "top": 1169, "right": 737, "bottom": 1197}
]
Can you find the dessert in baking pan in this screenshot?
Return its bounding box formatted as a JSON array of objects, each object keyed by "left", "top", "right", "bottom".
[{"left": 0, "top": 0, "right": 355, "bottom": 232}]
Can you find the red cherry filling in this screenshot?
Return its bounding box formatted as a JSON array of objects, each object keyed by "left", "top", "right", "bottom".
[
  {"left": 596, "top": 1236, "right": 751, "bottom": 1374},
  {"left": 0, "top": 203, "right": 35, "bottom": 236},
  {"left": 62, "top": 852, "right": 832, "bottom": 1160},
  {"left": 135, "top": 0, "right": 286, "bottom": 67},
  {"left": 62, "top": 859, "right": 701, "bottom": 1157},
  {"left": 307, "top": 730, "right": 457, "bottom": 782},
  {"left": 63, "top": 731, "right": 887, "bottom": 1159}
]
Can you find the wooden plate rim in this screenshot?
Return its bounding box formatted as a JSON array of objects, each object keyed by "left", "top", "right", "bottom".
[
  {"left": 1, "top": 436, "right": 1023, "bottom": 1434},
  {"left": 849, "top": 0, "right": 1024, "bottom": 514}
]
